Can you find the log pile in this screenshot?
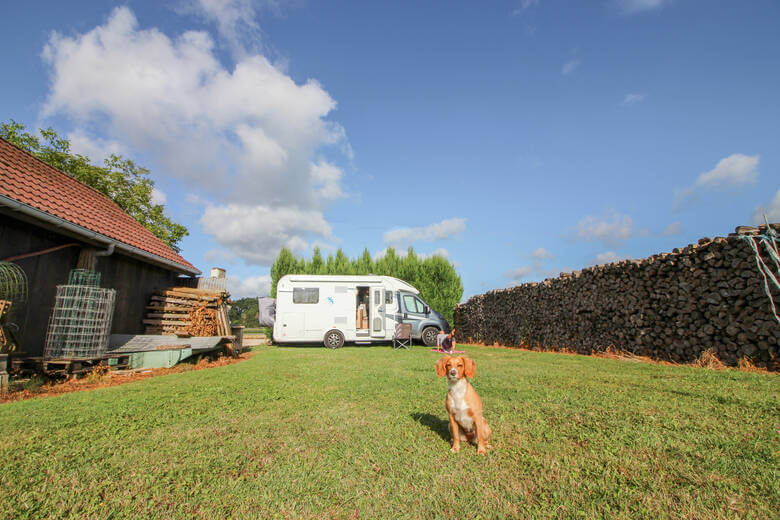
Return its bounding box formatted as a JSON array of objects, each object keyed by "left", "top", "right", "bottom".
[
  {"left": 143, "top": 287, "right": 232, "bottom": 337},
  {"left": 455, "top": 224, "right": 780, "bottom": 369}
]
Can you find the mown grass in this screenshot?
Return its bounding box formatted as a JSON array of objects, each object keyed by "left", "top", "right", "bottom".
[{"left": 1, "top": 344, "right": 778, "bottom": 519}]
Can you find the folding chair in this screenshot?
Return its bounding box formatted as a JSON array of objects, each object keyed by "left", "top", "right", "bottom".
[{"left": 392, "top": 323, "right": 412, "bottom": 350}]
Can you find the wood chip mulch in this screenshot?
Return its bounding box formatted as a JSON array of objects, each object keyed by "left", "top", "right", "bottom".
[{"left": 1, "top": 351, "right": 254, "bottom": 404}]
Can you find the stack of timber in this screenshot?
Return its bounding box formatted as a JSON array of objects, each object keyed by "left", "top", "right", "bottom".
[
  {"left": 143, "top": 287, "right": 232, "bottom": 337},
  {"left": 454, "top": 223, "right": 780, "bottom": 369}
]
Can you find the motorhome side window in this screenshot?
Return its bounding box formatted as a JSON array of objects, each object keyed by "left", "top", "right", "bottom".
[
  {"left": 385, "top": 291, "right": 393, "bottom": 304},
  {"left": 293, "top": 287, "right": 319, "bottom": 304},
  {"left": 403, "top": 294, "right": 423, "bottom": 313}
]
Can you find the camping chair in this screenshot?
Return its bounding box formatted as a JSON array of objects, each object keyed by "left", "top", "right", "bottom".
[{"left": 392, "top": 323, "right": 412, "bottom": 350}]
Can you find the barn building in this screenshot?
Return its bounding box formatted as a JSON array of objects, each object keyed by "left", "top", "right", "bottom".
[{"left": 0, "top": 137, "right": 201, "bottom": 358}]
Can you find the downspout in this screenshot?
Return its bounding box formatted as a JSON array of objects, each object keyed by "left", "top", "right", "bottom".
[{"left": 94, "top": 243, "right": 115, "bottom": 257}]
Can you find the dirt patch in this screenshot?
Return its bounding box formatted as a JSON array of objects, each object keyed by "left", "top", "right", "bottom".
[{"left": 1, "top": 351, "right": 254, "bottom": 404}]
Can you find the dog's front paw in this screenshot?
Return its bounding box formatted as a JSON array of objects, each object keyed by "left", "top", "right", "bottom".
[
  {"left": 450, "top": 445, "right": 460, "bottom": 453},
  {"left": 477, "top": 446, "right": 487, "bottom": 455}
]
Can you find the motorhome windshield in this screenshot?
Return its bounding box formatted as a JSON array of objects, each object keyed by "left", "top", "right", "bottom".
[{"left": 401, "top": 292, "right": 428, "bottom": 314}]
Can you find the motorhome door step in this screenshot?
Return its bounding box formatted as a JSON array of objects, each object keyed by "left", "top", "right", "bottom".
[{"left": 354, "top": 341, "right": 371, "bottom": 345}]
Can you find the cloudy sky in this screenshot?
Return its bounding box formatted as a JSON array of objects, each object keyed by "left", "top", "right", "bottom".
[{"left": 2, "top": 0, "right": 778, "bottom": 301}]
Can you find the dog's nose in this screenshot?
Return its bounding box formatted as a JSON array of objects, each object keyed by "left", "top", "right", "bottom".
[{"left": 449, "top": 369, "right": 457, "bottom": 376}]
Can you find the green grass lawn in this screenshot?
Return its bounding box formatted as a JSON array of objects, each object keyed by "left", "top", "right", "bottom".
[{"left": 1, "top": 345, "right": 778, "bottom": 519}]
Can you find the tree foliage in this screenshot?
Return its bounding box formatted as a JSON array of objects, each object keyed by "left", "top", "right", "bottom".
[
  {"left": 1, "top": 120, "right": 188, "bottom": 251},
  {"left": 269, "top": 246, "right": 463, "bottom": 324},
  {"left": 228, "top": 297, "right": 260, "bottom": 327}
]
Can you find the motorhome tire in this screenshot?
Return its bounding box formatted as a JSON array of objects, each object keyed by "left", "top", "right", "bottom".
[
  {"left": 324, "top": 329, "right": 345, "bottom": 349},
  {"left": 421, "top": 326, "right": 439, "bottom": 347}
]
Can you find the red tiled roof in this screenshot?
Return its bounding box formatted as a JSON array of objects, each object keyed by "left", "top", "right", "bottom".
[{"left": 0, "top": 137, "right": 198, "bottom": 274}]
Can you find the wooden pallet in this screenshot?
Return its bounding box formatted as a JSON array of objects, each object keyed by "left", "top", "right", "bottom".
[
  {"left": 12, "top": 355, "right": 130, "bottom": 375},
  {"left": 41, "top": 357, "right": 107, "bottom": 376}
]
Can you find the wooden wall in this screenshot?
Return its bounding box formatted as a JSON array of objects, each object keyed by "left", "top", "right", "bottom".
[{"left": 0, "top": 214, "right": 191, "bottom": 357}]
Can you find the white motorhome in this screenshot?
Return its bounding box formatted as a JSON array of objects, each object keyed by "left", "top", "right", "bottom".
[{"left": 272, "top": 274, "right": 450, "bottom": 348}]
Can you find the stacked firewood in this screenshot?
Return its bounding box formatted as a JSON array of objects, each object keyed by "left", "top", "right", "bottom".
[
  {"left": 143, "top": 287, "right": 232, "bottom": 336},
  {"left": 455, "top": 224, "right": 780, "bottom": 369}
]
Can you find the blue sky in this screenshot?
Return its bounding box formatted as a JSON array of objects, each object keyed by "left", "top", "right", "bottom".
[{"left": 2, "top": 0, "right": 778, "bottom": 301}]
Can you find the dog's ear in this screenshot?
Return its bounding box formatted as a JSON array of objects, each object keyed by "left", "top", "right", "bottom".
[
  {"left": 435, "top": 357, "right": 448, "bottom": 377},
  {"left": 464, "top": 357, "right": 476, "bottom": 378}
]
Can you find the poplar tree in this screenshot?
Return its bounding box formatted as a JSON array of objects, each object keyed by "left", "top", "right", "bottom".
[{"left": 269, "top": 247, "right": 463, "bottom": 324}]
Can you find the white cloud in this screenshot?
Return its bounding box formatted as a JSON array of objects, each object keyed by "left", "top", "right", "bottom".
[
  {"left": 561, "top": 59, "right": 581, "bottom": 75},
  {"left": 227, "top": 273, "right": 271, "bottom": 298},
  {"left": 185, "top": 0, "right": 269, "bottom": 57},
  {"left": 695, "top": 154, "right": 759, "bottom": 187},
  {"left": 616, "top": 0, "right": 672, "bottom": 15},
  {"left": 575, "top": 211, "right": 633, "bottom": 247},
  {"left": 531, "top": 247, "right": 554, "bottom": 260},
  {"left": 512, "top": 0, "right": 539, "bottom": 15},
  {"left": 68, "top": 130, "right": 126, "bottom": 162},
  {"left": 151, "top": 188, "right": 167, "bottom": 206},
  {"left": 310, "top": 160, "right": 346, "bottom": 200},
  {"left": 372, "top": 248, "right": 391, "bottom": 261},
  {"left": 373, "top": 247, "right": 450, "bottom": 261},
  {"left": 662, "top": 222, "right": 682, "bottom": 236},
  {"left": 204, "top": 249, "right": 237, "bottom": 263},
  {"left": 420, "top": 248, "right": 450, "bottom": 260},
  {"left": 676, "top": 154, "right": 760, "bottom": 202},
  {"left": 752, "top": 188, "right": 780, "bottom": 224},
  {"left": 504, "top": 247, "right": 557, "bottom": 282},
  {"left": 506, "top": 247, "right": 556, "bottom": 281},
  {"left": 186, "top": 193, "right": 210, "bottom": 206},
  {"left": 593, "top": 251, "right": 626, "bottom": 265},
  {"left": 41, "top": 6, "right": 350, "bottom": 265},
  {"left": 310, "top": 240, "right": 337, "bottom": 253},
  {"left": 383, "top": 218, "right": 466, "bottom": 246},
  {"left": 621, "top": 93, "right": 646, "bottom": 106},
  {"left": 507, "top": 266, "right": 533, "bottom": 280},
  {"left": 201, "top": 204, "right": 332, "bottom": 265}
]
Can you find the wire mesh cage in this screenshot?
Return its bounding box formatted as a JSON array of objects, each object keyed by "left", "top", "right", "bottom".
[
  {"left": 44, "top": 270, "right": 116, "bottom": 359},
  {"left": 0, "top": 262, "right": 29, "bottom": 306},
  {"left": 0, "top": 262, "right": 29, "bottom": 335},
  {"left": 67, "top": 269, "right": 101, "bottom": 287}
]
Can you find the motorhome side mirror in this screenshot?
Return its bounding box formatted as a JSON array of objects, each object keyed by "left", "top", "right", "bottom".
[{"left": 424, "top": 305, "right": 430, "bottom": 314}]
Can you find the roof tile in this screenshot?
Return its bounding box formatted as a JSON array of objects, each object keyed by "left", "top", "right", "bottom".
[{"left": 0, "top": 138, "right": 197, "bottom": 273}]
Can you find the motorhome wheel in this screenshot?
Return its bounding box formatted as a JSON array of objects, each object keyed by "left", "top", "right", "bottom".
[
  {"left": 324, "top": 329, "right": 345, "bottom": 349},
  {"left": 422, "top": 326, "right": 438, "bottom": 347}
]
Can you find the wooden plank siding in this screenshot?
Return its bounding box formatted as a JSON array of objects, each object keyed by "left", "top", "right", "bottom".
[{"left": 0, "top": 214, "right": 193, "bottom": 357}]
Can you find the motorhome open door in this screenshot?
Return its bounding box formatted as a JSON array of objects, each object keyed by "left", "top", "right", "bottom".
[{"left": 370, "top": 287, "right": 385, "bottom": 338}]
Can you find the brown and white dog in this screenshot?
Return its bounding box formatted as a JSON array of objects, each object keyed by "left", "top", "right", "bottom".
[{"left": 435, "top": 356, "right": 492, "bottom": 454}]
